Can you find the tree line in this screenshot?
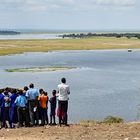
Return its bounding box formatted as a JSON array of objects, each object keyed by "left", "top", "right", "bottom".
[
  {"left": 60, "top": 33, "right": 140, "bottom": 39},
  {"left": 0, "top": 30, "right": 20, "bottom": 35}
]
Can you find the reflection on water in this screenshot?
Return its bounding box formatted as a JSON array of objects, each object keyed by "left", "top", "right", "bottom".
[{"left": 0, "top": 50, "right": 140, "bottom": 123}]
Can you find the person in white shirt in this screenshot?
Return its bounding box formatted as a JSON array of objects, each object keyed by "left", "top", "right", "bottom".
[{"left": 57, "top": 77, "right": 70, "bottom": 126}]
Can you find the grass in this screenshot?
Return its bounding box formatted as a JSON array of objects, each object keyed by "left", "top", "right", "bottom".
[
  {"left": 5, "top": 66, "right": 76, "bottom": 72},
  {"left": 0, "top": 37, "right": 140, "bottom": 55},
  {"left": 80, "top": 116, "right": 124, "bottom": 125}
]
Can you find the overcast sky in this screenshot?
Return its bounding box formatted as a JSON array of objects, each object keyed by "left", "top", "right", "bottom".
[{"left": 0, "top": 0, "right": 140, "bottom": 31}]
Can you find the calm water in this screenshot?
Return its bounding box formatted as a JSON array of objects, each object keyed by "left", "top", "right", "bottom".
[
  {"left": 0, "top": 50, "right": 140, "bottom": 123},
  {"left": 0, "top": 33, "right": 61, "bottom": 40}
]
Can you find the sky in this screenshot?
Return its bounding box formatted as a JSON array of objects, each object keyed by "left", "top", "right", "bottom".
[{"left": 0, "top": 0, "right": 140, "bottom": 31}]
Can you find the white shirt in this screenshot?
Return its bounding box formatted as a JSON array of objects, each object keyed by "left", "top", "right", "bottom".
[{"left": 58, "top": 83, "right": 70, "bottom": 101}]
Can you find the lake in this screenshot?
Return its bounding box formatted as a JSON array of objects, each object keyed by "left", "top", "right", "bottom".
[
  {"left": 0, "top": 50, "right": 140, "bottom": 123},
  {"left": 0, "top": 33, "right": 61, "bottom": 40}
]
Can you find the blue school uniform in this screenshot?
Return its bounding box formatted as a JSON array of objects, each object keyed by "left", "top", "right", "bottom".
[
  {"left": 15, "top": 95, "right": 29, "bottom": 127},
  {"left": 9, "top": 93, "right": 18, "bottom": 127},
  {"left": 0, "top": 94, "right": 4, "bottom": 108},
  {"left": 0, "top": 94, "right": 4, "bottom": 125},
  {"left": 15, "top": 95, "right": 27, "bottom": 107},
  {"left": 3, "top": 92, "right": 11, "bottom": 128}
]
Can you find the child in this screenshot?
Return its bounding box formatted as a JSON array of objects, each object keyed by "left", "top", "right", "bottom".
[
  {"left": 3, "top": 88, "right": 11, "bottom": 128},
  {"left": 38, "top": 90, "right": 48, "bottom": 126},
  {"left": 0, "top": 91, "right": 4, "bottom": 128},
  {"left": 9, "top": 89, "right": 18, "bottom": 128},
  {"left": 49, "top": 90, "right": 56, "bottom": 125},
  {"left": 15, "top": 90, "right": 29, "bottom": 127}
]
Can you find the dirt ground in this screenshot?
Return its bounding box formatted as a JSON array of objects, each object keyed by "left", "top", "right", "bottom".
[{"left": 0, "top": 122, "right": 140, "bottom": 140}]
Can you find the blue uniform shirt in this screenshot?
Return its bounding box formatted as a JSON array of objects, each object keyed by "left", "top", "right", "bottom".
[
  {"left": 15, "top": 95, "right": 27, "bottom": 107},
  {"left": 10, "top": 93, "right": 18, "bottom": 107},
  {"left": 3, "top": 93, "right": 11, "bottom": 107},
  {"left": 26, "top": 88, "right": 39, "bottom": 100},
  {"left": 0, "top": 94, "right": 4, "bottom": 108}
]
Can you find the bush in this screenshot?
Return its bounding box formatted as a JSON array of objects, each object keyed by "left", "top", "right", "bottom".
[{"left": 101, "top": 116, "right": 123, "bottom": 124}]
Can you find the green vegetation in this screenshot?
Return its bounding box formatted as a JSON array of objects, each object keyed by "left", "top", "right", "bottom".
[
  {"left": 80, "top": 116, "right": 124, "bottom": 125},
  {"left": 101, "top": 116, "right": 124, "bottom": 124},
  {"left": 61, "top": 32, "right": 140, "bottom": 39},
  {"left": 0, "top": 37, "right": 140, "bottom": 56},
  {"left": 5, "top": 66, "right": 76, "bottom": 72}
]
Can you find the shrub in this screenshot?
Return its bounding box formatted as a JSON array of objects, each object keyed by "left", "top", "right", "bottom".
[{"left": 101, "top": 116, "right": 123, "bottom": 124}]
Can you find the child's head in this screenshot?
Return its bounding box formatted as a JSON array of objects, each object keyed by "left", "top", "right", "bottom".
[
  {"left": 18, "top": 90, "right": 23, "bottom": 95},
  {"left": 52, "top": 90, "right": 56, "bottom": 96},
  {"left": 29, "top": 83, "right": 34, "bottom": 88},
  {"left": 44, "top": 91, "right": 48, "bottom": 96},
  {"left": 24, "top": 86, "right": 29, "bottom": 91},
  {"left": 11, "top": 88, "right": 17, "bottom": 94},
  {"left": 39, "top": 88, "right": 44, "bottom": 94}
]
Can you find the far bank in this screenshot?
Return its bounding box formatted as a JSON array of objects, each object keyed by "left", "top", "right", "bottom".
[{"left": 0, "top": 37, "right": 140, "bottom": 55}]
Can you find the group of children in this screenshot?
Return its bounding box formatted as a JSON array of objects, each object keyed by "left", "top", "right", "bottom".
[{"left": 0, "top": 85, "right": 61, "bottom": 128}]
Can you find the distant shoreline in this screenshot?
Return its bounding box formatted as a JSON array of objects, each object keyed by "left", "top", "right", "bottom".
[
  {"left": 0, "top": 30, "right": 20, "bottom": 35},
  {"left": 0, "top": 37, "right": 140, "bottom": 56}
]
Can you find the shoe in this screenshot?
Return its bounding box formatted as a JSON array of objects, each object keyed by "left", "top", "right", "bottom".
[
  {"left": 53, "top": 123, "right": 57, "bottom": 125},
  {"left": 65, "top": 124, "right": 69, "bottom": 127}
]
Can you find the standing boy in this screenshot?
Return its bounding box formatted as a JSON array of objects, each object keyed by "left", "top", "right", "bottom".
[
  {"left": 0, "top": 91, "right": 4, "bottom": 128},
  {"left": 2, "top": 88, "right": 11, "bottom": 128},
  {"left": 38, "top": 90, "right": 48, "bottom": 125},
  {"left": 49, "top": 90, "right": 57, "bottom": 125},
  {"left": 9, "top": 89, "right": 18, "bottom": 128},
  {"left": 15, "top": 90, "right": 29, "bottom": 127}
]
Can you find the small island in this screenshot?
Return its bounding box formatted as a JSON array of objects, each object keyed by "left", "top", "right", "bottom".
[
  {"left": 0, "top": 30, "right": 20, "bottom": 35},
  {"left": 5, "top": 66, "right": 76, "bottom": 72}
]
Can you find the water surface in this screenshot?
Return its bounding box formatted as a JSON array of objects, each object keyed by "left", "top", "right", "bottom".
[{"left": 0, "top": 50, "right": 140, "bottom": 123}]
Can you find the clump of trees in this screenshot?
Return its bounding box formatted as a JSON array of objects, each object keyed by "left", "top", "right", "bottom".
[
  {"left": 0, "top": 30, "right": 20, "bottom": 35},
  {"left": 60, "top": 32, "right": 140, "bottom": 39}
]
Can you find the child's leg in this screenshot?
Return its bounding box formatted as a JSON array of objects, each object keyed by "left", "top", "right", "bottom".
[
  {"left": 0, "top": 108, "right": 4, "bottom": 128},
  {"left": 53, "top": 115, "right": 56, "bottom": 124},
  {"left": 45, "top": 108, "right": 48, "bottom": 124},
  {"left": 9, "top": 107, "right": 14, "bottom": 128},
  {"left": 17, "top": 107, "right": 23, "bottom": 127},
  {"left": 4, "top": 107, "right": 10, "bottom": 128},
  {"left": 50, "top": 114, "right": 52, "bottom": 124},
  {"left": 41, "top": 108, "right": 46, "bottom": 125}
]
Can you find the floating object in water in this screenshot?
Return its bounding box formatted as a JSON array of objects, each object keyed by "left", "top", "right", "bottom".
[{"left": 128, "top": 49, "right": 132, "bottom": 52}]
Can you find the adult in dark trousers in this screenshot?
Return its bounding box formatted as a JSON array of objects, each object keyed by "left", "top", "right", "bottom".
[
  {"left": 26, "top": 83, "right": 39, "bottom": 126},
  {"left": 58, "top": 78, "right": 70, "bottom": 126}
]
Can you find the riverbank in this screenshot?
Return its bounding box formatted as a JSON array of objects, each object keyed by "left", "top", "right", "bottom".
[
  {"left": 0, "top": 37, "right": 140, "bottom": 55},
  {"left": 0, "top": 122, "right": 140, "bottom": 140}
]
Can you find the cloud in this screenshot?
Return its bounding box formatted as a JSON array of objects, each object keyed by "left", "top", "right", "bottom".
[
  {"left": 89, "top": 0, "right": 135, "bottom": 6},
  {"left": 0, "top": 0, "right": 136, "bottom": 12}
]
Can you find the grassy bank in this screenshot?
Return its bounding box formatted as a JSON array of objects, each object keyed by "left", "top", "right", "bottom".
[
  {"left": 0, "top": 37, "right": 140, "bottom": 55},
  {"left": 5, "top": 66, "right": 76, "bottom": 72}
]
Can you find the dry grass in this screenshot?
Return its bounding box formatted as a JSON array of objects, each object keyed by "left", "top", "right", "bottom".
[{"left": 0, "top": 37, "right": 140, "bottom": 55}]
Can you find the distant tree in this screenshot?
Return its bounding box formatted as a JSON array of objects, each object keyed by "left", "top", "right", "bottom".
[
  {"left": 137, "top": 36, "right": 140, "bottom": 39},
  {"left": 126, "top": 36, "right": 131, "bottom": 39},
  {"left": 116, "top": 35, "right": 121, "bottom": 38}
]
